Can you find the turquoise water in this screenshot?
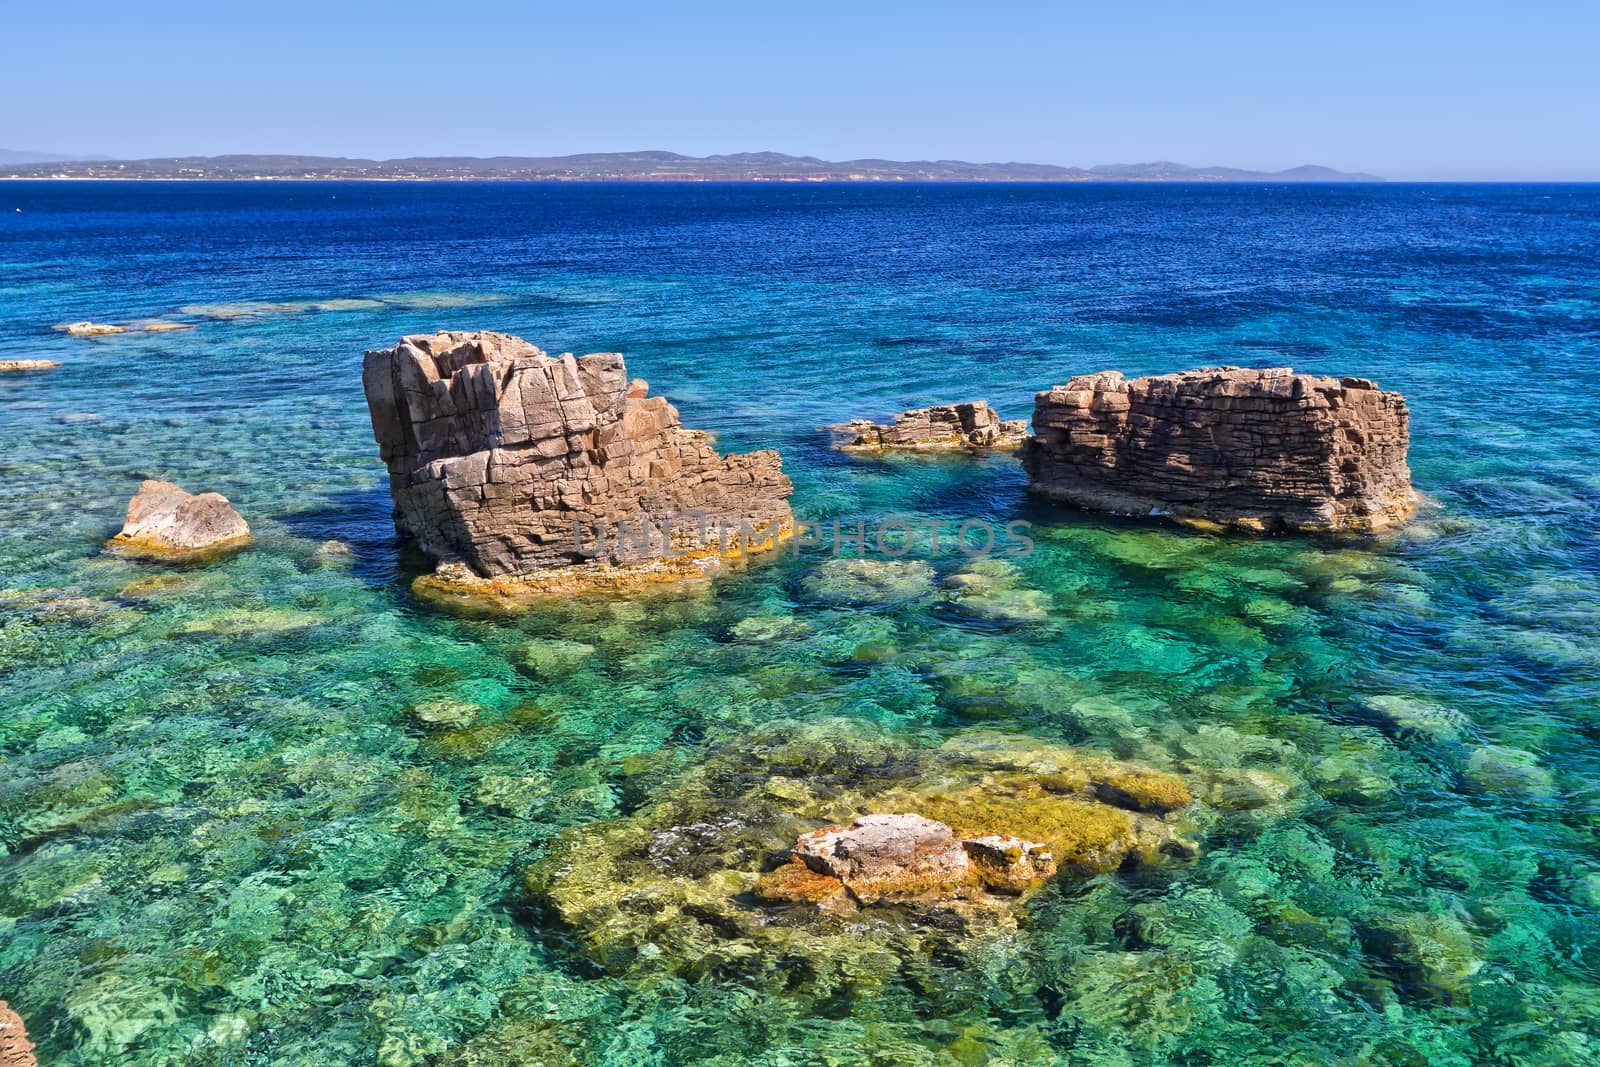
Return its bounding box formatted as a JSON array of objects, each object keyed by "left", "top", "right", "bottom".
[{"left": 2, "top": 182, "right": 1599, "bottom": 1065}]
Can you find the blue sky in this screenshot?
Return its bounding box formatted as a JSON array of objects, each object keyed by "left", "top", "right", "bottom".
[{"left": 4, "top": 1, "right": 1596, "bottom": 178}]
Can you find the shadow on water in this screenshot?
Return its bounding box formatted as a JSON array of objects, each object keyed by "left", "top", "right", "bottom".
[{"left": 275, "top": 485, "right": 416, "bottom": 590}]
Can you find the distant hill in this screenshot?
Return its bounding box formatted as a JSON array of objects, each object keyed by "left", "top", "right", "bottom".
[
  {"left": 0, "top": 151, "right": 1382, "bottom": 182},
  {"left": 0, "top": 148, "right": 111, "bottom": 164},
  {"left": 1089, "top": 160, "right": 1384, "bottom": 182}
]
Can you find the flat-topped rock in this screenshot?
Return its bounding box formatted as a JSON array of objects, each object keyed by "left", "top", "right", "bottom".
[
  {"left": 831, "top": 401, "right": 1027, "bottom": 452},
  {"left": 108, "top": 479, "right": 252, "bottom": 560},
  {"left": 0, "top": 360, "right": 60, "bottom": 372},
  {"left": 362, "top": 330, "right": 794, "bottom": 603},
  {"left": 1021, "top": 366, "right": 1414, "bottom": 533}
]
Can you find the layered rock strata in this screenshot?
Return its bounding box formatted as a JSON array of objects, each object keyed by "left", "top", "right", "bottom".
[
  {"left": 1021, "top": 366, "right": 1414, "bottom": 533},
  {"left": 832, "top": 401, "right": 1027, "bottom": 452},
  {"left": 108, "top": 479, "right": 251, "bottom": 559},
  {"left": 0, "top": 1001, "right": 36, "bottom": 1067},
  {"left": 363, "top": 331, "right": 794, "bottom": 602}
]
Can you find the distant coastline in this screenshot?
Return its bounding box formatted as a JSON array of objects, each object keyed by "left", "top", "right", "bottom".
[{"left": 0, "top": 150, "right": 1383, "bottom": 183}]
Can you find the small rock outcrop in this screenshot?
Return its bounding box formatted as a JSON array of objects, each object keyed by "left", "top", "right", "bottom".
[
  {"left": 758, "top": 813, "right": 1056, "bottom": 911},
  {"left": 0, "top": 360, "right": 60, "bottom": 372},
  {"left": 363, "top": 331, "right": 794, "bottom": 603},
  {"left": 52, "top": 321, "right": 124, "bottom": 336},
  {"left": 0, "top": 1001, "right": 37, "bottom": 1067},
  {"left": 1021, "top": 367, "right": 1414, "bottom": 533},
  {"left": 108, "top": 479, "right": 251, "bottom": 559},
  {"left": 831, "top": 401, "right": 1027, "bottom": 452}
]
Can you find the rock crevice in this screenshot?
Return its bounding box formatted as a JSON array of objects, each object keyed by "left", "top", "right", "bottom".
[{"left": 1021, "top": 366, "right": 1413, "bottom": 532}]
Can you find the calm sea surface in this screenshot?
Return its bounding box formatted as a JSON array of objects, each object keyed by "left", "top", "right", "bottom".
[{"left": 2, "top": 181, "right": 1599, "bottom": 1065}]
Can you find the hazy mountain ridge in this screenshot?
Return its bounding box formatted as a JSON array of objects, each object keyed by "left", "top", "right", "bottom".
[{"left": 0, "top": 150, "right": 1382, "bottom": 181}]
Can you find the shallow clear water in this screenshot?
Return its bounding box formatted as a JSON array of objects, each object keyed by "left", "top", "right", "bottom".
[{"left": 2, "top": 181, "right": 1598, "bottom": 1065}]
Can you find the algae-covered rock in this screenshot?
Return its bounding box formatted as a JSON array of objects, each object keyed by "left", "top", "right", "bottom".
[
  {"left": 1364, "top": 909, "right": 1484, "bottom": 1005},
  {"left": 522, "top": 639, "right": 595, "bottom": 677},
  {"left": 940, "top": 558, "right": 1051, "bottom": 624},
  {"left": 799, "top": 557, "right": 936, "bottom": 606},
  {"left": 522, "top": 725, "right": 1198, "bottom": 988},
  {"left": 404, "top": 699, "right": 482, "bottom": 732},
  {"left": 1356, "top": 694, "right": 1470, "bottom": 741},
  {"left": 1464, "top": 745, "right": 1556, "bottom": 799}
]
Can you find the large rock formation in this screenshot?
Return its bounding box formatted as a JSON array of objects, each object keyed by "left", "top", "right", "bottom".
[
  {"left": 830, "top": 401, "right": 1026, "bottom": 452},
  {"left": 1021, "top": 367, "right": 1414, "bottom": 533},
  {"left": 108, "top": 479, "right": 252, "bottom": 559},
  {"left": 362, "top": 331, "right": 794, "bottom": 602}
]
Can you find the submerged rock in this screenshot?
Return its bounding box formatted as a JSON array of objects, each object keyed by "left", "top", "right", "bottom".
[
  {"left": 799, "top": 557, "right": 936, "bottom": 606},
  {"left": 1356, "top": 693, "right": 1469, "bottom": 741},
  {"left": 523, "top": 727, "right": 1197, "bottom": 986},
  {"left": 1364, "top": 910, "right": 1484, "bottom": 1005},
  {"left": 107, "top": 479, "right": 251, "bottom": 560},
  {"left": 1463, "top": 745, "right": 1556, "bottom": 799},
  {"left": 0, "top": 359, "right": 60, "bottom": 372},
  {"left": 362, "top": 331, "right": 794, "bottom": 604},
  {"left": 0, "top": 1001, "right": 37, "bottom": 1067},
  {"left": 1021, "top": 367, "right": 1415, "bottom": 533},
  {"left": 830, "top": 401, "right": 1027, "bottom": 452},
  {"left": 941, "top": 558, "right": 1051, "bottom": 623}
]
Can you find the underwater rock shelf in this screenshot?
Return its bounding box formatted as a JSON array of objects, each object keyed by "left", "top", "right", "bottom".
[
  {"left": 362, "top": 330, "right": 795, "bottom": 603},
  {"left": 1022, "top": 366, "right": 1414, "bottom": 533}
]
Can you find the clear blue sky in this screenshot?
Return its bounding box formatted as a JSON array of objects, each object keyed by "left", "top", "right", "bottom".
[{"left": 5, "top": 0, "right": 1597, "bottom": 179}]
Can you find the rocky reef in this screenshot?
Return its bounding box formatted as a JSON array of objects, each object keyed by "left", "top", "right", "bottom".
[
  {"left": 107, "top": 479, "right": 251, "bottom": 560},
  {"left": 362, "top": 331, "right": 794, "bottom": 604},
  {"left": 831, "top": 401, "right": 1027, "bottom": 452},
  {"left": 523, "top": 726, "right": 1196, "bottom": 985},
  {"left": 0, "top": 360, "right": 60, "bottom": 372},
  {"left": 1021, "top": 367, "right": 1414, "bottom": 533}
]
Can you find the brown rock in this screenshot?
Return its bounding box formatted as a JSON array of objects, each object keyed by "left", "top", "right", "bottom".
[
  {"left": 1021, "top": 366, "right": 1414, "bottom": 533},
  {"left": 0, "top": 360, "right": 61, "bottom": 372},
  {"left": 831, "top": 401, "right": 1027, "bottom": 452},
  {"left": 770, "top": 812, "right": 1057, "bottom": 909},
  {"left": 0, "top": 1001, "right": 37, "bottom": 1067},
  {"left": 362, "top": 331, "right": 794, "bottom": 602},
  {"left": 108, "top": 479, "right": 251, "bottom": 560}
]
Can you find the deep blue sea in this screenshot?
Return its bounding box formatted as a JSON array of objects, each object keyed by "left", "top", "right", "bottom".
[{"left": 2, "top": 181, "right": 1599, "bottom": 1066}]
